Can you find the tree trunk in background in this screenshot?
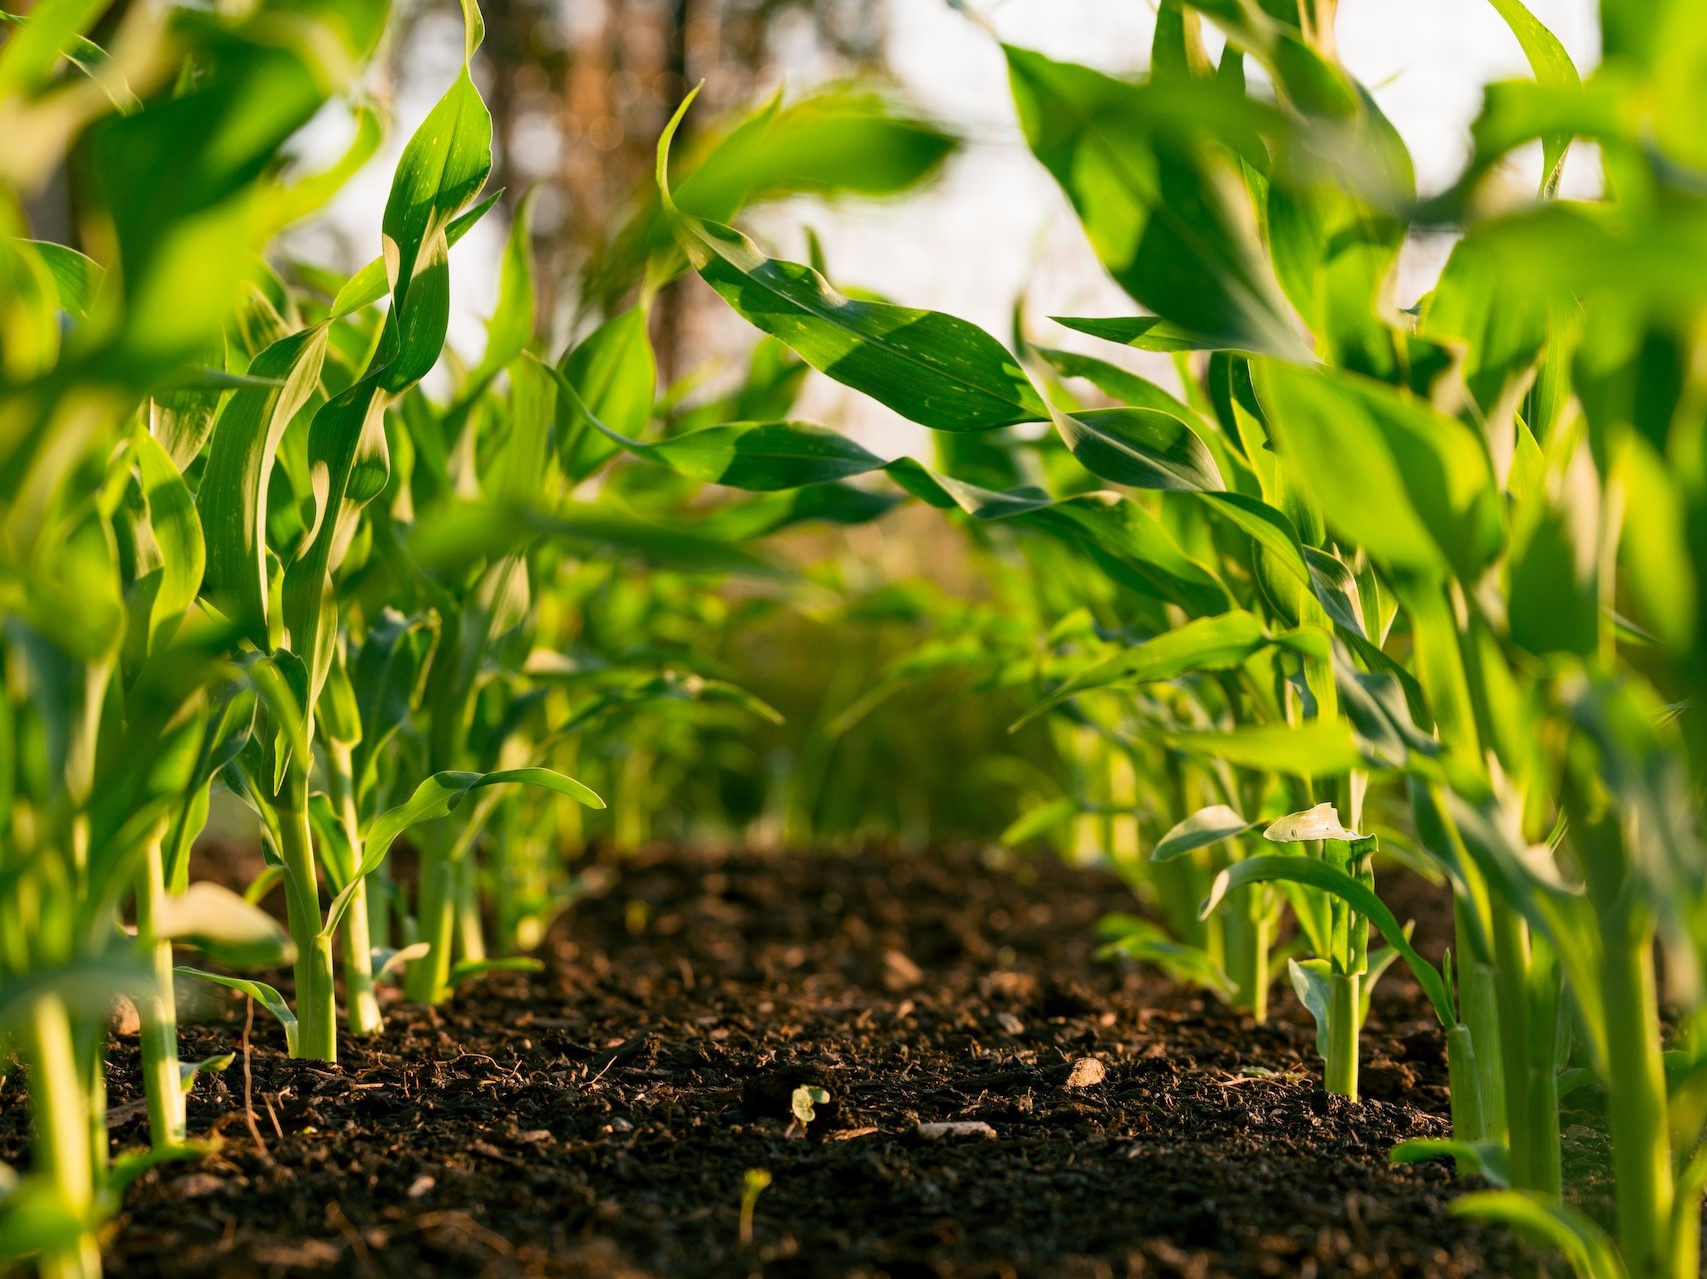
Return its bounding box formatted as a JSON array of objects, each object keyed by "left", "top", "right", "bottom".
[
  {"left": 460, "top": 0, "right": 883, "bottom": 366},
  {"left": 654, "top": 0, "right": 692, "bottom": 381}
]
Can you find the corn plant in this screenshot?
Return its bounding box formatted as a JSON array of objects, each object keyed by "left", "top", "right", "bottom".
[
  {"left": 1, "top": 0, "right": 387, "bottom": 1269},
  {"left": 655, "top": 1, "right": 1707, "bottom": 1274}
]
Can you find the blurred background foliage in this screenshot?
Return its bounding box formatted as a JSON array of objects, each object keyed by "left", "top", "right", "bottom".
[
  {"left": 7, "top": 0, "right": 1593, "bottom": 868},
  {"left": 75, "top": 0, "right": 1060, "bottom": 860},
  {"left": 365, "top": 0, "right": 1067, "bottom": 856}
]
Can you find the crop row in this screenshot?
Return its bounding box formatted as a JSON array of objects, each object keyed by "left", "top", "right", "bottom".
[{"left": 4, "top": 2, "right": 1707, "bottom": 1278}]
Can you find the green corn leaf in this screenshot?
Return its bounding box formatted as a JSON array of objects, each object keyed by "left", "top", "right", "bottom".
[
  {"left": 373, "top": 942, "right": 432, "bottom": 981},
  {"left": 351, "top": 610, "right": 435, "bottom": 806},
  {"left": 0, "top": 0, "right": 112, "bottom": 99},
  {"left": 1095, "top": 915, "right": 1237, "bottom": 997},
  {"left": 371, "top": 0, "right": 492, "bottom": 390},
  {"left": 132, "top": 429, "right": 205, "bottom": 657},
  {"left": 20, "top": 239, "right": 101, "bottom": 318},
  {"left": 1179, "top": 1, "right": 1361, "bottom": 118},
  {"left": 163, "top": 689, "right": 254, "bottom": 891},
  {"left": 199, "top": 326, "right": 330, "bottom": 648},
  {"left": 1162, "top": 718, "right": 1364, "bottom": 778},
  {"left": 670, "top": 86, "right": 957, "bottom": 214},
  {"left": 1032, "top": 345, "right": 1203, "bottom": 422},
  {"left": 1005, "top": 46, "right": 1307, "bottom": 359},
  {"left": 1052, "top": 315, "right": 1235, "bottom": 353},
  {"left": 331, "top": 190, "right": 503, "bottom": 318},
  {"left": 177, "top": 1052, "right": 235, "bottom": 1095},
  {"left": 1263, "top": 802, "right": 1363, "bottom": 842},
  {"left": 1418, "top": 228, "right": 1552, "bottom": 426},
  {"left": 447, "top": 956, "right": 544, "bottom": 988},
  {"left": 1053, "top": 405, "right": 1225, "bottom": 492},
  {"left": 468, "top": 187, "right": 538, "bottom": 390},
  {"left": 590, "top": 85, "right": 956, "bottom": 303},
  {"left": 557, "top": 671, "right": 784, "bottom": 733},
  {"left": 999, "top": 797, "right": 1079, "bottom": 846},
  {"left": 1452, "top": 1192, "right": 1627, "bottom": 1279},
  {"left": 1152, "top": 1, "right": 1210, "bottom": 84},
  {"left": 1288, "top": 956, "right": 1335, "bottom": 1060},
  {"left": 891, "top": 471, "right": 1248, "bottom": 632},
  {"left": 321, "top": 768, "right": 605, "bottom": 939},
  {"left": 408, "top": 498, "right": 786, "bottom": 579},
  {"left": 0, "top": 235, "right": 63, "bottom": 380},
  {"left": 108, "top": 1142, "right": 210, "bottom": 1196},
  {"left": 154, "top": 366, "right": 280, "bottom": 393},
  {"left": 1617, "top": 433, "right": 1694, "bottom": 655},
  {"left": 1390, "top": 1138, "right": 1512, "bottom": 1187},
  {"left": 659, "top": 91, "right": 1050, "bottom": 433},
  {"left": 549, "top": 354, "right": 885, "bottom": 491},
  {"left": 148, "top": 343, "right": 230, "bottom": 471},
  {"left": 559, "top": 304, "right": 658, "bottom": 481},
  {"left": 1202, "top": 854, "right": 1455, "bottom": 1026},
  {"left": 280, "top": 376, "right": 390, "bottom": 697},
  {"left": 1484, "top": 0, "right": 1582, "bottom": 195},
  {"left": 1200, "top": 490, "right": 1313, "bottom": 590},
  {"left": 1035, "top": 496, "right": 1231, "bottom": 615},
  {"left": 174, "top": 969, "right": 298, "bottom": 1055},
  {"left": 691, "top": 482, "right": 902, "bottom": 540},
  {"left": 1011, "top": 611, "right": 1271, "bottom": 730},
  {"left": 638, "top": 420, "right": 886, "bottom": 492},
  {"left": 1152, "top": 805, "right": 1258, "bottom": 862},
  {"left": 487, "top": 352, "right": 558, "bottom": 504},
  {"left": 1255, "top": 362, "right": 1504, "bottom": 582},
  {"left": 1507, "top": 496, "right": 1602, "bottom": 660},
  {"left": 284, "top": 4, "right": 491, "bottom": 698},
  {"left": 156, "top": 883, "right": 294, "bottom": 969},
  {"left": 0, "top": 1180, "right": 86, "bottom": 1264},
  {"left": 885, "top": 458, "right": 1055, "bottom": 518},
  {"left": 87, "top": 26, "right": 340, "bottom": 377}
]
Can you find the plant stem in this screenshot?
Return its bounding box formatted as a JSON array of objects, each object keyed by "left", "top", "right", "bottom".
[
  {"left": 1521, "top": 936, "right": 1564, "bottom": 1199},
  {"left": 1324, "top": 970, "right": 1360, "bottom": 1100},
  {"left": 1454, "top": 895, "right": 1508, "bottom": 1144},
  {"left": 26, "top": 993, "right": 101, "bottom": 1279},
  {"left": 1221, "top": 887, "right": 1269, "bottom": 1022},
  {"left": 406, "top": 830, "right": 458, "bottom": 1005},
  {"left": 367, "top": 862, "right": 394, "bottom": 950},
  {"left": 1489, "top": 906, "right": 1561, "bottom": 1194},
  {"left": 325, "top": 741, "right": 382, "bottom": 1037},
  {"left": 1599, "top": 922, "right": 1678, "bottom": 1279},
  {"left": 1445, "top": 1023, "right": 1487, "bottom": 1149},
  {"left": 134, "top": 831, "right": 185, "bottom": 1148},
  {"left": 408, "top": 817, "right": 487, "bottom": 1005},
  {"left": 455, "top": 853, "right": 486, "bottom": 963},
  {"left": 341, "top": 875, "right": 380, "bottom": 1036},
  {"left": 277, "top": 767, "right": 337, "bottom": 1061}
]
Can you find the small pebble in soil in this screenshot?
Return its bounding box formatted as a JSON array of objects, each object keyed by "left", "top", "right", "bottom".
[
  {"left": 916, "top": 1121, "right": 997, "bottom": 1141},
  {"left": 1064, "top": 1057, "right": 1107, "bottom": 1089}
]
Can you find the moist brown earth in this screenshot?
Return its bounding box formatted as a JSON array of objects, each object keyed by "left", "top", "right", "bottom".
[{"left": 2, "top": 846, "right": 1555, "bottom": 1278}]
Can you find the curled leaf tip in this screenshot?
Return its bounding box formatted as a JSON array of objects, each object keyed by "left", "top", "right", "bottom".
[
  {"left": 1262, "top": 801, "right": 1363, "bottom": 843},
  {"left": 461, "top": 0, "right": 486, "bottom": 62},
  {"left": 1198, "top": 869, "right": 1233, "bottom": 921},
  {"left": 655, "top": 82, "right": 705, "bottom": 210}
]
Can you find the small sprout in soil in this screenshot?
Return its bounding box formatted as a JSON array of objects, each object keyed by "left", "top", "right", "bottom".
[
  {"left": 738, "top": 1168, "right": 772, "bottom": 1246},
  {"left": 790, "top": 1085, "right": 830, "bottom": 1136}
]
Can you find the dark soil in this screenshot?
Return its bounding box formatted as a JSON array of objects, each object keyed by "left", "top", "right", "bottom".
[{"left": 3, "top": 846, "right": 1552, "bottom": 1278}]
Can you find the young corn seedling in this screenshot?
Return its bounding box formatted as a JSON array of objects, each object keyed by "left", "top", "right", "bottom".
[
  {"left": 649, "top": 7, "right": 1676, "bottom": 1273},
  {"left": 2, "top": 0, "right": 384, "bottom": 1268},
  {"left": 183, "top": 0, "right": 598, "bottom": 1053}
]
